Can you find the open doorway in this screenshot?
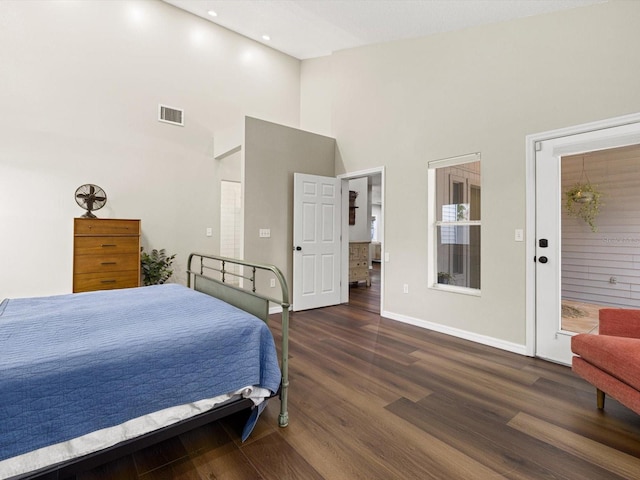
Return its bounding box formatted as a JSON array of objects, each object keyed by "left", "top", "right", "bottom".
[
  {"left": 339, "top": 169, "right": 384, "bottom": 314},
  {"left": 220, "top": 180, "right": 242, "bottom": 286},
  {"left": 529, "top": 113, "right": 640, "bottom": 364},
  {"left": 561, "top": 144, "right": 640, "bottom": 334}
]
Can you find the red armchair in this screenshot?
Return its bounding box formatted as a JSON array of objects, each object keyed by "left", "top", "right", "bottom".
[{"left": 571, "top": 308, "right": 640, "bottom": 415}]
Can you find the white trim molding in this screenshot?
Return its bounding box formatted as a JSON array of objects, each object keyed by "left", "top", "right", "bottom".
[{"left": 382, "top": 310, "right": 528, "bottom": 356}]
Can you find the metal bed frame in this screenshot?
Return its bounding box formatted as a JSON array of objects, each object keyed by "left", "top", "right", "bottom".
[
  {"left": 15, "top": 253, "right": 290, "bottom": 480},
  {"left": 186, "top": 252, "right": 290, "bottom": 428}
]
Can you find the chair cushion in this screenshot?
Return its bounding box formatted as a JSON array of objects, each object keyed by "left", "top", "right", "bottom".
[
  {"left": 572, "top": 334, "right": 640, "bottom": 391},
  {"left": 599, "top": 309, "right": 640, "bottom": 338}
]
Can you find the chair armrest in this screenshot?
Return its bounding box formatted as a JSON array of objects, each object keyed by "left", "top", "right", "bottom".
[{"left": 599, "top": 308, "right": 640, "bottom": 338}]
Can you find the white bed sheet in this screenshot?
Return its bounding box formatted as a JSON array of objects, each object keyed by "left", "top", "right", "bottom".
[{"left": 0, "top": 386, "right": 270, "bottom": 479}]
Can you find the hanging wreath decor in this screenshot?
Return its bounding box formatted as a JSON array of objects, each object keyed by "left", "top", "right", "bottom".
[{"left": 565, "top": 182, "right": 602, "bottom": 232}]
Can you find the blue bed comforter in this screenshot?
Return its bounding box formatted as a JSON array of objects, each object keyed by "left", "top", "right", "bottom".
[{"left": 0, "top": 284, "right": 281, "bottom": 462}]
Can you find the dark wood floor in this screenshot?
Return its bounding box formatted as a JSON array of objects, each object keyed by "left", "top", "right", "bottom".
[{"left": 76, "top": 263, "right": 640, "bottom": 479}]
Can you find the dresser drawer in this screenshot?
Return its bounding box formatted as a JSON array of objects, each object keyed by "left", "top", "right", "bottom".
[
  {"left": 74, "top": 253, "right": 139, "bottom": 274},
  {"left": 74, "top": 218, "right": 140, "bottom": 236},
  {"left": 349, "top": 267, "right": 369, "bottom": 280},
  {"left": 73, "top": 271, "right": 140, "bottom": 293},
  {"left": 74, "top": 236, "right": 139, "bottom": 256},
  {"left": 349, "top": 242, "right": 369, "bottom": 260}
]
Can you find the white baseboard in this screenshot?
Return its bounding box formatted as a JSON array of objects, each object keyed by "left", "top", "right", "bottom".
[{"left": 381, "top": 310, "right": 529, "bottom": 356}]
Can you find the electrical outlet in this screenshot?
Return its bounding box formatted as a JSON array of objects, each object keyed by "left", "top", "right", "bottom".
[
  {"left": 403, "top": 284, "right": 409, "bottom": 294},
  {"left": 206, "top": 227, "right": 213, "bottom": 237},
  {"left": 270, "top": 278, "right": 276, "bottom": 288}
]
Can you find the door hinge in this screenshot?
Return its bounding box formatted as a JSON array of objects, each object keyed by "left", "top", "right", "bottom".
[{"left": 535, "top": 141, "right": 542, "bottom": 152}]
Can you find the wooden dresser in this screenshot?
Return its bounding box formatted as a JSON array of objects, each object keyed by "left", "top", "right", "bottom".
[
  {"left": 372, "top": 242, "right": 382, "bottom": 262},
  {"left": 349, "top": 241, "right": 370, "bottom": 287},
  {"left": 73, "top": 218, "right": 141, "bottom": 293}
]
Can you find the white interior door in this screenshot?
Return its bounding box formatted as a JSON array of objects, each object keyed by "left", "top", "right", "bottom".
[
  {"left": 535, "top": 119, "right": 640, "bottom": 364},
  {"left": 293, "top": 173, "right": 341, "bottom": 311}
]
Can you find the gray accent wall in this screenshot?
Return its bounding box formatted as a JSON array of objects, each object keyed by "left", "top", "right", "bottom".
[{"left": 243, "top": 117, "right": 336, "bottom": 299}]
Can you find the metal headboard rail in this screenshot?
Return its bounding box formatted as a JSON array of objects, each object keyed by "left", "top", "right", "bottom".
[
  {"left": 186, "top": 252, "right": 290, "bottom": 428},
  {"left": 188, "top": 271, "right": 285, "bottom": 309},
  {"left": 198, "top": 262, "right": 257, "bottom": 291}
]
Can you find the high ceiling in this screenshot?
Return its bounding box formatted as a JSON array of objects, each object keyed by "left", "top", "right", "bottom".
[{"left": 162, "top": 0, "right": 605, "bottom": 60}]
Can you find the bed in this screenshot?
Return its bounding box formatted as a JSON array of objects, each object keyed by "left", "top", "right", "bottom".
[{"left": 0, "top": 253, "right": 290, "bottom": 479}]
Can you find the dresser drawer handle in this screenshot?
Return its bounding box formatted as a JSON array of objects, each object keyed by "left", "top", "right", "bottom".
[
  {"left": 101, "top": 244, "right": 117, "bottom": 247},
  {"left": 101, "top": 262, "right": 117, "bottom": 265},
  {"left": 100, "top": 279, "right": 117, "bottom": 284}
]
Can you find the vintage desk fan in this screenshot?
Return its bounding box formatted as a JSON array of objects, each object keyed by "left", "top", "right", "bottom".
[{"left": 75, "top": 184, "right": 107, "bottom": 218}]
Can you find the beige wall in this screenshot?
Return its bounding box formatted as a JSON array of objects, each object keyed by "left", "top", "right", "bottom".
[
  {"left": 300, "top": 57, "right": 333, "bottom": 137},
  {"left": 0, "top": 0, "right": 300, "bottom": 298},
  {"left": 300, "top": 1, "right": 640, "bottom": 348},
  {"left": 348, "top": 177, "right": 370, "bottom": 242},
  {"left": 243, "top": 117, "right": 336, "bottom": 299}
]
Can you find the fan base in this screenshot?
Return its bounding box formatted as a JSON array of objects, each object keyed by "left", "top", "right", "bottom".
[{"left": 81, "top": 211, "right": 97, "bottom": 219}]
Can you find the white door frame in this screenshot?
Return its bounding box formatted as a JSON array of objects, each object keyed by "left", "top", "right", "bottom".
[
  {"left": 337, "top": 167, "right": 385, "bottom": 312},
  {"left": 525, "top": 112, "right": 640, "bottom": 359}
]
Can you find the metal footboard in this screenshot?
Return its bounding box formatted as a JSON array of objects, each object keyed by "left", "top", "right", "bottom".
[{"left": 186, "top": 252, "right": 290, "bottom": 428}]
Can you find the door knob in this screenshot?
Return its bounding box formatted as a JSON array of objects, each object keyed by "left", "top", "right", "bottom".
[
  {"left": 538, "top": 256, "right": 548, "bottom": 264},
  {"left": 295, "top": 246, "right": 302, "bottom": 251}
]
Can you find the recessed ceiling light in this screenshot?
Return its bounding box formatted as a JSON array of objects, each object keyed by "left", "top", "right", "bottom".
[
  {"left": 207, "top": 10, "right": 217, "bottom": 17},
  {"left": 262, "top": 35, "right": 271, "bottom": 41}
]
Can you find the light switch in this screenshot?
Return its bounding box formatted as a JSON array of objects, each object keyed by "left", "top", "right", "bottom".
[
  {"left": 259, "top": 228, "right": 271, "bottom": 238},
  {"left": 515, "top": 229, "right": 524, "bottom": 242}
]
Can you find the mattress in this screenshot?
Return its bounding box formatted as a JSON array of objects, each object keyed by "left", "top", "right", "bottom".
[{"left": 0, "top": 284, "right": 281, "bottom": 477}]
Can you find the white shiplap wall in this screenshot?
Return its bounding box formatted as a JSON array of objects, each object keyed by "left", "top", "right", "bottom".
[{"left": 562, "top": 145, "right": 640, "bottom": 307}]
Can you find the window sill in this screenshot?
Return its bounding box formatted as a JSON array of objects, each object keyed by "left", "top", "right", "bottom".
[{"left": 429, "top": 284, "right": 481, "bottom": 296}]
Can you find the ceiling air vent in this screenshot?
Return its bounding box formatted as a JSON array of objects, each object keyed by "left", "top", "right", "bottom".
[{"left": 158, "top": 104, "right": 184, "bottom": 126}]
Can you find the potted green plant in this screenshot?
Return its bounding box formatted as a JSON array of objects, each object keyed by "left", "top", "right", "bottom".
[
  {"left": 437, "top": 272, "right": 455, "bottom": 285},
  {"left": 565, "top": 182, "right": 602, "bottom": 232},
  {"left": 141, "top": 248, "right": 176, "bottom": 286}
]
